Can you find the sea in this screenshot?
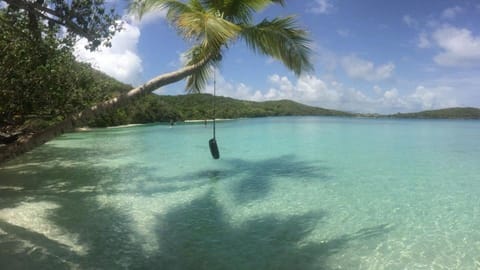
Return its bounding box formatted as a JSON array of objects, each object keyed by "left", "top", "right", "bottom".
[{"left": 0, "top": 116, "right": 479, "bottom": 269}]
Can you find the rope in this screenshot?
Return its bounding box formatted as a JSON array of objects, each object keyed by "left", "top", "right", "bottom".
[{"left": 213, "top": 71, "right": 216, "bottom": 139}]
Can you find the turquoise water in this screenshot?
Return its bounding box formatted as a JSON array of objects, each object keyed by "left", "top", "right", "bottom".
[{"left": 1, "top": 117, "right": 480, "bottom": 269}]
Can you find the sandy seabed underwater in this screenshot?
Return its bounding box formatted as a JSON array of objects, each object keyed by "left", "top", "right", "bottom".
[{"left": 1, "top": 116, "right": 480, "bottom": 269}]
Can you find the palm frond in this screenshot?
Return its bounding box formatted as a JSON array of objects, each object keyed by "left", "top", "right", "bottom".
[
  {"left": 240, "top": 16, "right": 313, "bottom": 75},
  {"left": 200, "top": 0, "right": 224, "bottom": 10},
  {"left": 130, "top": 0, "right": 313, "bottom": 93},
  {"left": 165, "top": 1, "right": 196, "bottom": 21},
  {"left": 198, "top": 0, "right": 284, "bottom": 23},
  {"left": 128, "top": 0, "right": 189, "bottom": 20},
  {"left": 175, "top": 9, "right": 241, "bottom": 50},
  {"left": 183, "top": 46, "right": 222, "bottom": 93}
]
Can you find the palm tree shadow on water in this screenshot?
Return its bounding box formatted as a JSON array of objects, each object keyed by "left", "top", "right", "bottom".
[
  {"left": 144, "top": 191, "right": 392, "bottom": 270},
  {"left": 221, "top": 155, "right": 332, "bottom": 204},
  {"left": 0, "top": 144, "right": 393, "bottom": 269}
]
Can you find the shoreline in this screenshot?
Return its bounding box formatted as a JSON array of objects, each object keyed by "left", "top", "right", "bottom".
[
  {"left": 1, "top": 115, "right": 478, "bottom": 165},
  {"left": 183, "top": 118, "right": 234, "bottom": 123}
]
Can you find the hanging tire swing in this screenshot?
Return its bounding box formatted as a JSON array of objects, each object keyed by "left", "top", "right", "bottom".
[{"left": 209, "top": 71, "right": 220, "bottom": 159}]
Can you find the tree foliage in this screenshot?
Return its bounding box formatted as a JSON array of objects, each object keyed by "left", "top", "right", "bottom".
[
  {"left": 1, "top": 0, "right": 314, "bottom": 161},
  {"left": 1, "top": 0, "right": 121, "bottom": 49},
  {"left": 88, "top": 93, "right": 354, "bottom": 127},
  {"left": 390, "top": 108, "right": 480, "bottom": 119},
  {"left": 129, "top": 0, "right": 313, "bottom": 93},
  {"left": 0, "top": 8, "right": 129, "bottom": 132}
]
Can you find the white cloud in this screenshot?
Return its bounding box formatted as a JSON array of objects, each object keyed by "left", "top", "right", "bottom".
[
  {"left": 309, "top": 0, "right": 333, "bottom": 14},
  {"left": 315, "top": 46, "right": 338, "bottom": 72},
  {"left": 262, "top": 74, "right": 343, "bottom": 107},
  {"left": 409, "top": 86, "right": 457, "bottom": 110},
  {"left": 341, "top": 55, "right": 395, "bottom": 81},
  {"left": 128, "top": 9, "right": 167, "bottom": 26},
  {"left": 383, "top": 88, "right": 399, "bottom": 100},
  {"left": 203, "top": 72, "right": 464, "bottom": 113},
  {"left": 168, "top": 51, "right": 189, "bottom": 69},
  {"left": 265, "top": 57, "right": 276, "bottom": 65},
  {"left": 261, "top": 74, "right": 411, "bottom": 113},
  {"left": 202, "top": 72, "right": 256, "bottom": 101},
  {"left": 0, "top": 1, "right": 7, "bottom": 8},
  {"left": 417, "top": 32, "right": 431, "bottom": 48},
  {"left": 74, "top": 21, "right": 143, "bottom": 85},
  {"left": 432, "top": 25, "right": 480, "bottom": 67},
  {"left": 403, "top": 15, "right": 418, "bottom": 28},
  {"left": 441, "top": 6, "right": 463, "bottom": 19},
  {"left": 72, "top": 8, "right": 167, "bottom": 86}
]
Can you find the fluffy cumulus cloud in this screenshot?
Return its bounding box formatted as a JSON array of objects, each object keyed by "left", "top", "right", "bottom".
[
  {"left": 309, "top": 0, "right": 333, "bottom": 14},
  {"left": 262, "top": 74, "right": 343, "bottom": 104},
  {"left": 417, "top": 32, "right": 431, "bottom": 48},
  {"left": 403, "top": 14, "right": 418, "bottom": 28},
  {"left": 128, "top": 9, "right": 167, "bottom": 26},
  {"left": 432, "top": 25, "right": 480, "bottom": 67},
  {"left": 341, "top": 55, "right": 395, "bottom": 81},
  {"left": 260, "top": 75, "right": 406, "bottom": 113},
  {"left": 409, "top": 86, "right": 457, "bottom": 110},
  {"left": 441, "top": 6, "right": 463, "bottom": 19},
  {"left": 202, "top": 72, "right": 257, "bottom": 101},
  {"left": 209, "top": 73, "right": 460, "bottom": 113},
  {"left": 74, "top": 21, "right": 143, "bottom": 85}
]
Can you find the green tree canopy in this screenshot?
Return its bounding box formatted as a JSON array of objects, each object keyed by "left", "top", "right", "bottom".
[
  {"left": 2, "top": 0, "right": 121, "bottom": 49},
  {"left": 0, "top": 8, "right": 128, "bottom": 129}
]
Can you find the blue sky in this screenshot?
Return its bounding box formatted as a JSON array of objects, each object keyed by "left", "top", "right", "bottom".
[{"left": 74, "top": 0, "right": 480, "bottom": 113}]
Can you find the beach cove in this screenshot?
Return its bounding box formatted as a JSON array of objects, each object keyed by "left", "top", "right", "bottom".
[{"left": 0, "top": 117, "right": 479, "bottom": 269}]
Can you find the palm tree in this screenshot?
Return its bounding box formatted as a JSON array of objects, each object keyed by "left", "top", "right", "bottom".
[
  {"left": 129, "top": 0, "right": 313, "bottom": 93},
  {"left": 0, "top": 0, "right": 313, "bottom": 163}
]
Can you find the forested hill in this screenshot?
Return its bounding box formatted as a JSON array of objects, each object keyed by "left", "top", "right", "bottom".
[
  {"left": 388, "top": 107, "right": 480, "bottom": 119},
  {"left": 81, "top": 93, "right": 480, "bottom": 128},
  {"left": 89, "top": 94, "right": 354, "bottom": 127},
  {"left": 162, "top": 94, "right": 354, "bottom": 119}
]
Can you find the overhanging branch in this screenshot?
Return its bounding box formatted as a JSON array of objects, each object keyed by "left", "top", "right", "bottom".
[{"left": 3, "top": 0, "right": 117, "bottom": 47}]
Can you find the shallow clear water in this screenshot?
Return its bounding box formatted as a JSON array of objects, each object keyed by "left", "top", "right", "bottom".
[{"left": 1, "top": 117, "right": 480, "bottom": 269}]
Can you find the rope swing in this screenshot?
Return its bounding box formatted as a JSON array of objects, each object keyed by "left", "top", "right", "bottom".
[{"left": 209, "top": 70, "right": 220, "bottom": 159}]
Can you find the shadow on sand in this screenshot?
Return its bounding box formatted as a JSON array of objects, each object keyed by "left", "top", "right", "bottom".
[
  {"left": 144, "top": 191, "right": 392, "bottom": 270},
  {"left": 0, "top": 143, "right": 392, "bottom": 269}
]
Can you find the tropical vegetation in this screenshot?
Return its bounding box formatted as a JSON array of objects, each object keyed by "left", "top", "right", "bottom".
[
  {"left": 2, "top": 0, "right": 121, "bottom": 49},
  {"left": 389, "top": 107, "right": 480, "bottom": 119},
  {"left": 1, "top": 0, "right": 314, "bottom": 163},
  {"left": 0, "top": 7, "right": 128, "bottom": 133},
  {"left": 89, "top": 94, "right": 353, "bottom": 127}
]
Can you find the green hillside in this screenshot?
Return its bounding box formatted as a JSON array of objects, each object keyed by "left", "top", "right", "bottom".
[
  {"left": 161, "top": 94, "right": 353, "bottom": 118},
  {"left": 89, "top": 93, "right": 353, "bottom": 127},
  {"left": 389, "top": 107, "right": 480, "bottom": 119},
  {"left": 88, "top": 94, "right": 480, "bottom": 128},
  {"left": 1, "top": 59, "right": 132, "bottom": 133}
]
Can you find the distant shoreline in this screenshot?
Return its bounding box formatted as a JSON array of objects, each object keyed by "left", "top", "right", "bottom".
[
  {"left": 106, "top": 123, "right": 146, "bottom": 129},
  {"left": 184, "top": 119, "right": 234, "bottom": 123}
]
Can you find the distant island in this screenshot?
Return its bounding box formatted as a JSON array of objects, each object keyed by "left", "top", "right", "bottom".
[{"left": 387, "top": 107, "right": 480, "bottom": 119}]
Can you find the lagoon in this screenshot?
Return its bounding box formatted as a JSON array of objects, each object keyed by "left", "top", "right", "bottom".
[{"left": 1, "top": 117, "right": 480, "bottom": 269}]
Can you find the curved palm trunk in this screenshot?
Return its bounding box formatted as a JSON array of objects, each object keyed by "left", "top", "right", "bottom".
[{"left": 0, "top": 58, "right": 209, "bottom": 164}]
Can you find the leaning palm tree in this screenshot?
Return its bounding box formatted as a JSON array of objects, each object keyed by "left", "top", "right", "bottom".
[
  {"left": 1, "top": 0, "right": 313, "bottom": 162},
  {"left": 129, "top": 0, "right": 313, "bottom": 93}
]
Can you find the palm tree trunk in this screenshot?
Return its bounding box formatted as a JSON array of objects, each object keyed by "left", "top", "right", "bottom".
[{"left": 0, "top": 58, "right": 210, "bottom": 164}]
